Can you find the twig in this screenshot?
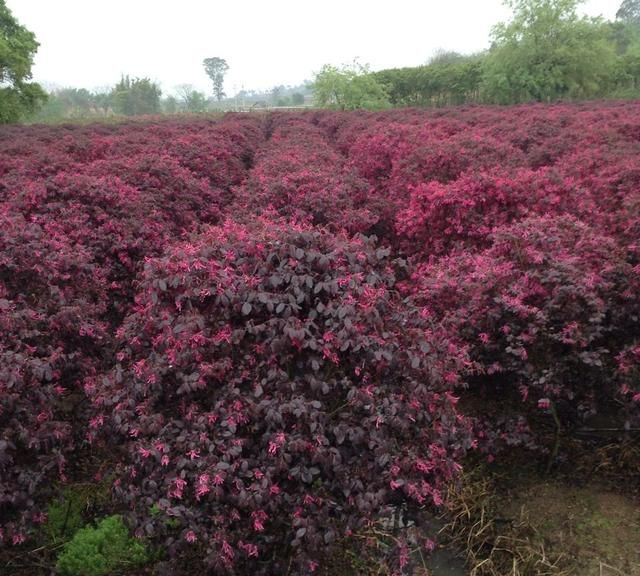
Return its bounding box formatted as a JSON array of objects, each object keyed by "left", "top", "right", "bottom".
[
  {"left": 546, "top": 402, "right": 562, "bottom": 474},
  {"left": 599, "top": 561, "right": 626, "bottom": 575}
]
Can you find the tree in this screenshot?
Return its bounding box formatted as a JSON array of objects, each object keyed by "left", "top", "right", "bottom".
[
  {"left": 270, "top": 84, "right": 284, "bottom": 105},
  {"left": 617, "top": 0, "right": 640, "bottom": 27},
  {"left": 428, "top": 49, "right": 467, "bottom": 66},
  {"left": 312, "top": 61, "right": 390, "bottom": 110},
  {"left": 0, "top": 0, "right": 46, "bottom": 122},
  {"left": 175, "top": 84, "right": 208, "bottom": 113},
  {"left": 162, "top": 95, "right": 178, "bottom": 114},
  {"left": 374, "top": 58, "right": 485, "bottom": 107},
  {"left": 291, "top": 92, "right": 305, "bottom": 105},
  {"left": 111, "top": 76, "right": 161, "bottom": 116},
  {"left": 93, "top": 89, "right": 112, "bottom": 114},
  {"left": 202, "top": 57, "right": 228, "bottom": 101},
  {"left": 482, "top": 0, "right": 617, "bottom": 103}
]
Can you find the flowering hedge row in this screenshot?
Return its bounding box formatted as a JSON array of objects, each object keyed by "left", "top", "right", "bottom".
[{"left": 0, "top": 116, "right": 264, "bottom": 545}]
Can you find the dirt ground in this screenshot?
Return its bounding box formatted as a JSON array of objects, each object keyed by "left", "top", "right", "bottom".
[{"left": 497, "top": 481, "right": 640, "bottom": 575}]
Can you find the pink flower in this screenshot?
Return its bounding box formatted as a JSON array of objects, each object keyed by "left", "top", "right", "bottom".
[
  {"left": 222, "top": 540, "right": 235, "bottom": 559},
  {"left": 268, "top": 432, "right": 286, "bottom": 456},
  {"left": 252, "top": 510, "right": 268, "bottom": 532},
  {"left": 185, "top": 530, "right": 197, "bottom": 543},
  {"left": 89, "top": 415, "right": 104, "bottom": 429},
  {"left": 12, "top": 533, "right": 26, "bottom": 546},
  {"left": 444, "top": 371, "right": 458, "bottom": 384},
  {"left": 239, "top": 541, "right": 259, "bottom": 557},
  {"left": 195, "top": 474, "right": 211, "bottom": 500},
  {"left": 415, "top": 459, "right": 433, "bottom": 474},
  {"left": 169, "top": 477, "right": 187, "bottom": 499},
  {"left": 399, "top": 544, "right": 409, "bottom": 568},
  {"left": 537, "top": 398, "right": 551, "bottom": 410}
]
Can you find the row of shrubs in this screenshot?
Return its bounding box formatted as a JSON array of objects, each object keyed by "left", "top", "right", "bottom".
[{"left": 0, "top": 103, "right": 639, "bottom": 574}]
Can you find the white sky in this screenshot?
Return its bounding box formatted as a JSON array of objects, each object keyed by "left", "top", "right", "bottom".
[{"left": 8, "top": 0, "right": 619, "bottom": 97}]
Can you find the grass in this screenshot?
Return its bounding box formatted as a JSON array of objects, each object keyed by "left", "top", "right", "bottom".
[{"left": 439, "top": 443, "right": 640, "bottom": 576}]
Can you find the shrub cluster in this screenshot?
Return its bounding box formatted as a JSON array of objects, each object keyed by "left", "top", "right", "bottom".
[
  {"left": 88, "top": 218, "right": 470, "bottom": 572},
  {"left": 0, "top": 116, "right": 263, "bottom": 545},
  {"left": 0, "top": 103, "right": 639, "bottom": 573}
]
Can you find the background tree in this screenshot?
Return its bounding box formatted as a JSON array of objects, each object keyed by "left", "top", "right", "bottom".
[
  {"left": 32, "top": 87, "right": 94, "bottom": 120},
  {"left": 375, "top": 54, "right": 484, "bottom": 107},
  {"left": 162, "top": 95, "right": 178, "bottom": 114},
  {"left": 271, "top": 84, "right": 286, "bottom": 106},
  {"left": 427, "top": 49, "right": 467, "bottom": 66},
  {"left": 111, "top": 75, "right": 161, "bottom": 116},
  {"left": 291, "top": 92, "right": 305, "bottom": 105},
  {"left": 617, "top": 0, "right": 640, "bottom": 28},
  {"left": 58, "top": 87, "right": 93, "bottom": 114},
  {"left": 312, "top": 61, "right": 390, "bottom": 110},
  {"left": 175, "top": 84, "right": 208, "bottom": 112},
  {"left": 482, "top": 0, "right": 616, "bottom": 103},
  {"left": 0, "top": 0, "right": 46, "bottom": 122},
  {"left": 202, "top": 57, "right": 228, "bottom": 101},
  {"left": 612, "top": 0, "right": 640, "bottom": 55},
  {"left": 93, "top": 89, "right": 112, "bottom": 114}
]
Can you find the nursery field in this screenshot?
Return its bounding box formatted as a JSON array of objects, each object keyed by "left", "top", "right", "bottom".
[{"left": 0, "top": 104, "right": 639, "bottom": 575}]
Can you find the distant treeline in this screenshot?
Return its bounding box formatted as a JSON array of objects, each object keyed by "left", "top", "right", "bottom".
[
  {"left": 373, "top": 55, "right": 640, "bottom": 109},
  {"left": 373, "top": 57, "right": 485, "bottom": 108},
  {"left": 364, "top": 1, "right": 640, "bottom": 108}
]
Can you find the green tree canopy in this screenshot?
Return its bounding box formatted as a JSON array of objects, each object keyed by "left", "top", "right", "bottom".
[
  {"left": 203, "top": 57, "right": 228, "bottom": 101},
  {"left": 482, "top": 0, "right": 617, "bottom": 103},
  {"left": 617, "top": 0, "right": 640, "bottom": 27},
  {"left": 375, "top": 56, "right": 484, "bottom": 107},
  {"left": 0, "top": 0, "right": 46, "bottom": 122},
  {"left": 312, "top": 61, "right": 390, "bottom": 110},
  {"left": 111, "top": 76, "right": 161, "bottom": 116}
]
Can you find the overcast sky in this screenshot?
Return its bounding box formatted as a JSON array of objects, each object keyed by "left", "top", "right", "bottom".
[{"left": 8, "top": 0, "right": 619, "bottom": 97}]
